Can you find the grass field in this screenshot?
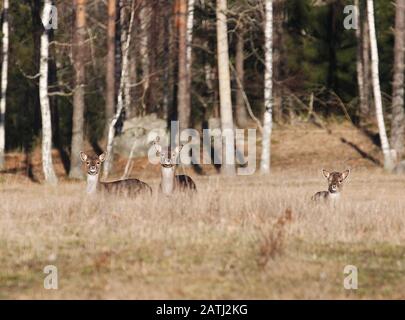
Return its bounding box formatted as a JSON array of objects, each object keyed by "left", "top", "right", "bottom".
[{"left": 0, "top": 123, "right": 404, "bottom": 299}]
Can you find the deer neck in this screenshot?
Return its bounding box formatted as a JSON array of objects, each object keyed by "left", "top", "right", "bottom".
[
  {"left": 328, "top": 190, "right": 341, "bottom": 201},
  {"left": 160, "top": 166, "right": 175, "bottom": 194},
  {"left": 86, "top": 173, "right": 99, "bottom": 194}
]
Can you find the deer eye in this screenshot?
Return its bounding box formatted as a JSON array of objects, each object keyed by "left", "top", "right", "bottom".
[
  {"left": 96, "top": 161, "right": 100, "bottom": 165},
  {"left": 86, "top": 161, "right": 90, "bottom": 165}
]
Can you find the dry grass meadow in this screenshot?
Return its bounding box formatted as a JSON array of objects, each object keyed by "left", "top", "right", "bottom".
[{"left": 1, "top": 122, "right": 405, "bottom": 299}]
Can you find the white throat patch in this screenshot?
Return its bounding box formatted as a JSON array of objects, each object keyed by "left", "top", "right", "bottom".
[
  {"left": 329, "top": 192, "right": 340, "bottom": 201},
  {"left": 87, "top": 174, "right": 99, "bottom": 194},
  {"left": 160, "top": 166, "right": 175, "bottom": 195}
]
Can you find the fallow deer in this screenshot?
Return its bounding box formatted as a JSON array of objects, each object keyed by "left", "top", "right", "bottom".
[
  {"left": 80, "top": 151, "right": 152, "bottom": 196},
  {"left": 312, "top": 169, "right": 350, "bottom": 202},
  {"left": 152, "top": 137, "right": 196, "bottom": 195}
]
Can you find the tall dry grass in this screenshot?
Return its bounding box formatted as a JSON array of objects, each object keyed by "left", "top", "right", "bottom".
[{"left": 0, "top": 168, "right": 404, "bottom": 299}]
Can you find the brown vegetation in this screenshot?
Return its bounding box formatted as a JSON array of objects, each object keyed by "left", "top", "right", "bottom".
[{"left": 0, "top": 123, "right": 404, "bottom": 299}]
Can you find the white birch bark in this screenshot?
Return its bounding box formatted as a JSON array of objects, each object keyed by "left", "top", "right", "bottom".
[
  {"left": 216, "top": 0, "right": 235, "bottom": 175},
  {"left": 367, "top": 0, "right": 395, "bottom": 170},
  {"left": 186, "top": 0, "right": 195, "bottom": 71},
  {"left": 103, "top": 5, "right": 135, "bottom": 179},
  {"left": 260, "top": 0, "right": 273, "bottom": 173},
  {"left": 120, "top": 3, "right": 133, "bottom": 118},
  {"left": 0, "top": 0, "right": 9, "bottom": 169},
  {"left": 39, "top": 0, "right": 58, "bottom": 185}
]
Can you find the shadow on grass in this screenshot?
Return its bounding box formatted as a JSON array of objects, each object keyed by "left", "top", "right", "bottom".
[{"left": 340, "top": 137, "right": 381, "bottom": 166}]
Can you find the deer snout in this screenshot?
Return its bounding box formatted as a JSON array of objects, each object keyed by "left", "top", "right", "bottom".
[
  {"left": 330, "top": 184, "right": 337, "bottom": 191},
  {"left": 163, "top": 158, "right": 171, "bottom": 165},
  {"left": 89, "top": 165, "right": 98, "bottom": 174}
]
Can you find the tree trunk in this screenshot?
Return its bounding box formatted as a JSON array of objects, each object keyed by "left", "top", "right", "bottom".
[
  {"left": 49, "top": 26, "right": 67, "bottom": 174},
  {"left": 103, "top": 4, "right": 135, "bottom": 179},
  {"left": 260, "top": 0, "right": 273, "bottom": 174},
  {"left": 177, "top": 0, "right": 190, "bottom": 133},
  {"left": 367, "top": 0, "right": 395, "bottom": 170},
  {"left": 120, "top": 3, "right": 134, "bottom": 118},
  {"left": 127, "top": 53, "right": 136, "bottom": 117},
  {"left": 29, "top": 0, "right": 42, "bottom": 137},
  {"left": 355, "top": 0, "right": 367, "bottom": 125},
  {"left": 272, "top": 0, "right": 284, "bottom": 124},
  {"left": 0, "top": 0, "right": 9, "bottom": 170},
  {"left": 69, "top": 0, "right": 87, "bottom": 179},
  {"left": 39, "top": 0, "right": 58, "bottom": 185},
  {"left": 185, "top": 0, "right": 195, "bottom": 126},
  {"left": 186, "top": 0, "right": 195, "bottom": 71},
  {"left": 139, "top": 1, "right": 150, "bottom": 114},
  {"left": 162, "top": 9, "right": 171, "bottom": 120},
  {"left": 216, "top": 0, "right": 235, "bottom": 175},
  {"left": 361, "top": 2, "right": 371, "bottom": 121},
  {"left": 105, "top": 0, "right": 116, "bottom": 140},
  {"left": 235, "top": 28, "right": 248, "bottom": 128},
  {"left": 391, "top": 0, "right": 405, "bottom": 160},
  {"left": 201, "top": 0, "right": 216, "bottom": 119}
]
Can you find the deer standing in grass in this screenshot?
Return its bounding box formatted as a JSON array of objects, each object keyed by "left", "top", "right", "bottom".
[
  {"left": 312, "top": 169, "right": 350, "bottom": 202},
  {"left": 80, "top": 151, "right": 152, "bottom": 196},
  {"left": 153, "top": 137, "right": 196, "bottom": 195}
]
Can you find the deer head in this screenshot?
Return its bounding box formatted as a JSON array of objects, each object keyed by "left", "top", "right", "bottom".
[
  {"left": 322, "top": 169, "right": 350, "bottom": 194},
  {"left": 80, "top": 151, "right": 107, "bottom": 176},
  {"left": 152, "top": 137, "right": 183, "bottom": 168}
]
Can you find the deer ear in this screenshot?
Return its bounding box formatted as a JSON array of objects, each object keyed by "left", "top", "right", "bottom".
[
  {"left": 342, "top": 169, "right": 350, "bottom": 181},
  {"left": 322, "top": 169, "right": 330, "bottom": 179},
  {"left": 153, "top": 140, "right": 162, "bottom": 156},
  {"left": 175, "top": 144, "right": 183, "bottom": 155},
  {"left": 80, "top": 151, "right": 87, "bottom": 162},
  {"left": 171, "top": 145, "right": 180, "bottom": 159},
  {"left": 99, "top": 152, "right": 107, "bottom": 162}
]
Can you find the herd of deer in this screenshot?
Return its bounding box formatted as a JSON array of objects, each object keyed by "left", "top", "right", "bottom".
[
  {"left": 80, "top": 136, "right": 350, "bottom": 203},
  {"left": 79, "top": 137, "right": 196, "bottom": 197}
]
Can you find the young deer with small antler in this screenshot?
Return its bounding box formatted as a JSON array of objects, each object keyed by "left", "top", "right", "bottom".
[
  {"left": 80, "top": 151, "right": 152, "bottom": 196},
  {"left": 312, "top": 169, "right": 350, "bottom": 202},
  {"left": 153, "top": 137, "right": 196, "bottom": 195}
]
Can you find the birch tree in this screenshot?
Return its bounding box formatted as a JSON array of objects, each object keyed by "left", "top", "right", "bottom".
[
  {"left": 177, "top": 0, "right": 190, "bottom": 132},
  {"left": 391, "top": 0, "right": 405, "bottom": 160},
  {"left": 186, "top": 0, "right": 195, "bottom": 72},
  {"left": 69, "top": 0, "right": 87, "bottom": 179},
  {"left": 367, "top": 0, "right": 395, "bottom": 170},
  {"left": 120, "top": 2, "right": 134, "bottom": 118},
  {"left": 103, "top": 3, "right": 135, "bottom": 178},
  {"left": 216, "top": 0, "right": 235, "bottom": 175},
  {"left": 260, "top": 0, "right": 273, "bottom": 174},
  {"left": 39, "top": 0, "right": 58, "bottom": 184},
  {"left": 0, "top": 0, "right": 9, "bottom": 170}
]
